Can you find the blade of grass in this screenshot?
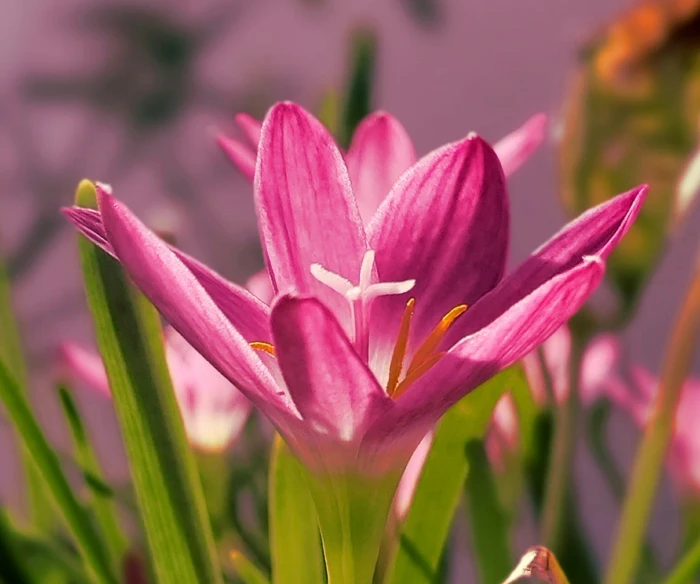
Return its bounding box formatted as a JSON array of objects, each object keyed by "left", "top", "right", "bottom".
[
  {"left": 76, "top": 180, "right": 222, "bottom": 584},
  {"left": 57, "top": 384, "right": 127, "bottom": 563},
  {"left": 0, "top": 255, "right": 52, "bottom": 530},
  {"left": 0, "top": 358, "right": 118, "bottom": 584}
]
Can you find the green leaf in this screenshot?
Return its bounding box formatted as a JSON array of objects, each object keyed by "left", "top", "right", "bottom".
[
  {"left": 0, "top": 254, "right": 53, "bottom": 530},
  {"left": 339, "top": 28, "right": 376, "bottom": 148},
  {"left": 0, "top": 510, "right": 35, "bottom": 584},
  {"left": 0, "top": 358, "right": 118, "bottom": 584},
  {"left": 662, "top": 535, "right": 700, "bottom": 584},
  {"left": 269, "top": 436, "right": 324, "bottom": 584},
  {"left": 464, "top": 439, "right": 512, "bottom": 584},
  {"left": 76, "top": 179, "right": 222, "bottom": 584},
  {"left": 386, "top": 367, "right": 514, "bottom": 584},
  {"left": 230, "top": 551, "right": 271, "bottom": 584},
  {"left": 57, "top": 384, "right": 126, "bottom": 562}
]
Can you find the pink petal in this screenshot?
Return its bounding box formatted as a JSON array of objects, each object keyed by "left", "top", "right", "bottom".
[
  {"left": 378, "top": 258, "right": 606, "bottom": 439},
  {"left": 164, "top": 328, "right": 252, "bottom": 451},
  {"left": 58, "top": 342, "right": 111, "bottom": 396},
  {"left": 370, "top": 185, "right": 646, "bottom": 439},
  {"left": 95, "top": 189, "right": 295, "bottom": 418},
  {"left": 255, "top": 103, "right": 368, "bottom": 323},
  {"left": 580, "top": 334, "right": 620, "bottom": 404},
  {"left": 245, "top": 269, "right": 275, "bottom": 304},
  {"left": 63, "top": 205, "right": 272, "bottom": 343},
  {"left": 236, "top": 113, "right": 262, "bottom": 147},
  {"left": 218, "top": 135, "right": 256, "bottom": 181},
  {"left": 521, "top": 326, "right": 571, "bottom": 405},
  {"left": 394, "top": 431, "right": 433, "bottom": 520},
  {"left": 270, "top": 295, "right": 390, "bottom": 445},
  {"left": 493, "top": 114, "right": 547, "bottom": 177},
  {"left": 368, "top": 134, "right": 509, "bottom": 346},
  {"left": 345, "top": 112, "right": 417, "bottom": 225}
]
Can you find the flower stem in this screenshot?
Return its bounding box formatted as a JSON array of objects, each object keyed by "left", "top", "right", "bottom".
[
  {"left": 541, "top": 333, "right": 585, "bottom": 550},
  {"left": 604, "top": 256, "right": 700, "bottom": 584},
  {"left": 662, "top": 536, "right": 700, "bottom": 584}
]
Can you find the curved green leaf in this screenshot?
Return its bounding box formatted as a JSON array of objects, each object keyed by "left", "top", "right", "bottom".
[{"left": 76, "top": 180, "right": 222, "bottom": 584}]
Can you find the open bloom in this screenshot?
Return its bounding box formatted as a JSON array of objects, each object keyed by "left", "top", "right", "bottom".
[
  {"left": 607, "top": 367, "right": 700, "bottom": 497},
  {"left": 64, "top": 102, "right": 645, "bottom": 479},
  {"left": 59, "top": 327, "right": 252, "bottom": 452}
]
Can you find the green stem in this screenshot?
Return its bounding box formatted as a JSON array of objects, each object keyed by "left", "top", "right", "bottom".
[
  {"left": 303, "top": 469, "right": 400, "bottom": 584},
  {"left": 541, "top": 334, "right": 585, "bottom": 549},
  {"left": 604, "top": 256, "right": 700, "bottom": 584},
  {"left": 662, "top": 536, "right": 700, "bottom": 584}
]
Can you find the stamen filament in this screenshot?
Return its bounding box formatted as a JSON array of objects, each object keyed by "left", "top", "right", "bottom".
[
  {"left": 406, "top": 304, "right": 468, "bottom": 376},
  {"left": 393, "top": 352, "right": 446, "bottom": 399},
  {"left": 250, "top": 341, "right": 276, "bottom": 356},
  {"left": 387, "top": 298, "right": 416, "bottom": 396}
]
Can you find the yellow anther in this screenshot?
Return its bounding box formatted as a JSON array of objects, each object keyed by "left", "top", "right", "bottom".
[
  {"left": 250, "top": 341, "right": 276, "bottom": 356},
  {"left": 392, "top": 352, "right": 446, "bottom": 400},
  {"left": 387, "top": 298, "right": 415, "bottom": 396},
  {"left": 406, "top": 304, "right": 468, "bottom": 376}
]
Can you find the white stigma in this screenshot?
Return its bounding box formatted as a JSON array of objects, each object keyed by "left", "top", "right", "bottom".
[
  {"left": 310, "top": 250, "right": 415, "bottom": 361},
  {"left": 310, "top": 250, "right": 415, "bottom": 304}
]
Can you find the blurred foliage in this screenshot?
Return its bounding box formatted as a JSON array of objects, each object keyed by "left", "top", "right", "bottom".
[
  {"left": 558, "top": 0, "right": 700, "bottom": 321},
  {"left": 401, "top": 0, "right": 442, "bottom": 26},
  {"left": 339, "top": 29, "right": 377, "bottom": 148}
]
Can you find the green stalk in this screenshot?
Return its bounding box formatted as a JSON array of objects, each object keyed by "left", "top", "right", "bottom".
[
  {"left": 57, "top": 384, "right": 127, "bottom": 563},
  {"left": 662, "top": 536, "right": 700, "bottom": 584},
  {"left": 541, "top": 334, "right": 585, "bottom": 549},
  {"left": 604, "top": 256, "right": 700, "bottom": 584}
]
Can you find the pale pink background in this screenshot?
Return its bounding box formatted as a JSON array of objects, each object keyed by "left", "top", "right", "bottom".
[{"left": 0, "top": 0, "right": 697, "bottom": 574}]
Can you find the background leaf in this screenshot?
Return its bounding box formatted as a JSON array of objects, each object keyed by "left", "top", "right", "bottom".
[{"left": 76, "top": 180, "right": 222, "bottom": 584}]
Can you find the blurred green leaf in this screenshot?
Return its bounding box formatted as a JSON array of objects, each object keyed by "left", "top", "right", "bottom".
[
  {"left": 268, "top": 436, "right": 324, "bottom": 584},
  {"left": 230, "top": 551, "right": 270, "bottom": 584},
  {"left": 339, "top": 29, "right": 377, "bottom": 148},
  {"left": 525, "top": 411, "right": 599, "bottom": 584},
  {"left": 268, "top": 438, "right": 323, "bottom": 582},
  {"left": 663, "top": 534, "right": 700, "bottom": 584},
  {"left": 76, "top": 179, "right": 222, "bottom": 584},
  {"left": 0, "top": 510, "right": 34, "bottom": 584},
  {"left": 386, "top": 367, "right": 515, "bottom": 584},
  {"left": 57, "top": 384, "right": 126, "bottom": 562},
  {"left": 466, "top": 440, "right": 513, "bottom": 584},
  {"left": 558, "top": 5, "right": 700, "bottom": 317},
  {"left": 465, "top": 439, "right": 512, "bottom": 584},
  {"left": 0, "top": 254, "right": 53, "bottom": 530},
  {"left": 0, "top": 358, "right": 117, "bottom": 584}
]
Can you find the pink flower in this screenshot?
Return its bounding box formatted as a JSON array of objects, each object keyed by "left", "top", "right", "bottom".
[
  {"left": 64, "top": 102, "right": 645, "bottom": 478},
  {"left": 232, "top": 111, "right": 546, "bottom": 305},
  {"left": 219, "top": 111, "right": 548, "bottom": 202},
  {"left": 59, "top": 327, "right": 252, "bottom": 453},
  {"left": 607, "top": 366, "right": 700, "bottom": 496},
  {"left": 486, "top": 329, "right": 622, "bottom": 467}
]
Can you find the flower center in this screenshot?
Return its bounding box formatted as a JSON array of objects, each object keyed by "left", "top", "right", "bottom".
[
  {"left": 249, "top": 250, "right": 467, "bottom": 400},
  {"left": 310, "top": 250, "right": 415, "bottom": 362}
]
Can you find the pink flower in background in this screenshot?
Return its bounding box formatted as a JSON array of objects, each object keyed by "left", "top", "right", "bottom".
[
  {"left": 59, "top": 327, "right": 252, "bottom": 453},
  {"left": 607, "top": 367, "right": 700, "bottom": 496},
  {"left": 394, "top": 432, "right": 434, "bottom": 521},
  {"left": 487, "top": 329, "right": 622, "bottom": 467},
  {"left": 65, "top": 102, "right": 645, "bottom": 478}
]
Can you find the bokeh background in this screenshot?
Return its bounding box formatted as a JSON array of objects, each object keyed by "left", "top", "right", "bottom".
[{"left": 1, "top": 0, "right": 700, "bottom": 578}]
